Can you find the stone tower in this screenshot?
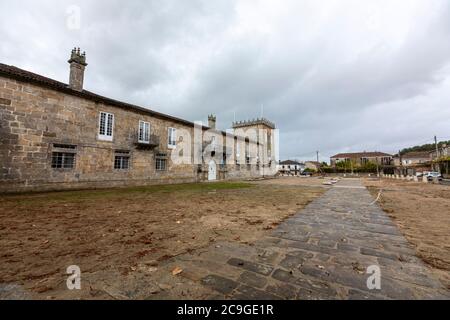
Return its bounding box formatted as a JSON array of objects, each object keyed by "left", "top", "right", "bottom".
[
  {"left": 208, "top": 114, "right": 216, "bottom": 129},
  {"left": 68, "top": 47, "right": 87, "bottom": 91},
  {"left": 232, "top": 118, "right": 277, "bottom": 174}
]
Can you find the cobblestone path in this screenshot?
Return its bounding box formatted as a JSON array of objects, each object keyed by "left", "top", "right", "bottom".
[{"left": 165, "top": 179, "right": 449, "bottom": 300}]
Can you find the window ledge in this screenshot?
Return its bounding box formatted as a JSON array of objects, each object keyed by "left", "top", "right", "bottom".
[{"left": 98, "top": 136, "right": 113, "bottom": 142}]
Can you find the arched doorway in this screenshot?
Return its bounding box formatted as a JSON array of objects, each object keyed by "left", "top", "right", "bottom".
[{"left": 208, "top": 160, "right": 217, "bottom": 181}]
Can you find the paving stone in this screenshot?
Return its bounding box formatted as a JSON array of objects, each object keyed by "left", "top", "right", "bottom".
[
  {"left": 265, "top": 283, "right": 298, "bottom": 300},
  {"left": 227, "top": 258, "right": 274, "bottom": 276},
  {"left": 187, "top": 258, "right": 242, "bottom": 279},
  {"left": 347, "top": 289, "right": 386, "bottom": 300},
  {"left": 318, "top": 239, "right": 337, "bottom": 248},
  {"left": 288, "top": 241, "right": 335, "bottom": 255},
  {"left": 179, "top": 268, "right": 204, "bottom": 282},
  {"left": 297, "top": 286, "right": 338, "bottom": 300},
  {"left": 337, "top": 243, "right": 359, "bottom": 252},
  {"left": 277, "top": 233, "right": 310, "bottom": 242},
  {"left": 279, "top": 255, "right": 305, "bottom": 269},
  {"left": 360, "top": 247, "right": 399, "bottom": 261},
  {"left": 329, "top": 269, "right": 369, "bottom": 291},
  {"left": 0, "top": 283, "right": 31, "bottom": 300},
  {"left": 255, "top": 249, "right": 280, "bottom": 264},
  {"left": 295, "top": 276, "right": 338, "bottom": 296},
  {"left": 254, "top": 237, "right": 282, "bottom": 246},
  {"left": 238, "top": 271, "right": 268, "bottom": 289},
  {"left": 201, "top": 275, "right": 239, "bottom": 295},
  {"left": 233, "top": 285, "right": 282, "bottom": 300},
  {"left": 377, "top": 278, "right": 416, "bottom": 299},
  {"left": 214, "top": 242, "right": 260, "bottom": 258},
  {"left": 298, "top": 265, "right": 336, "bottom": 282},
  {"left": 271, "top": 269, "right": 297, "bottom": 283},
  {"left": 167, "top": 178, "right": 448, "bottom": 300},
  {"left": 312, "top": 253, "right": 331, "bottom": 263},
  {"left": 288, "top": 250, "right": 314, "bottom": 259},
  {"left": 197, "top": 250, "right": 231, "bottom": 264}
]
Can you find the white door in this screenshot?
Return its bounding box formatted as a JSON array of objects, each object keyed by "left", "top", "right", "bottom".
[{"left": 208, "top": 160, "right": 217, "bottom": 181}]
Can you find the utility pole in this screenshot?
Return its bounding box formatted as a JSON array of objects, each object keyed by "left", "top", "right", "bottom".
[
  {"left": 435, "top": 136, "right": 439, "bottom": 158},
  {"left": 435, "top": 135, "right": 440, "bottom": 173},
  {"left": 316, "top": 151, "right": 321, "bottom": 174}
]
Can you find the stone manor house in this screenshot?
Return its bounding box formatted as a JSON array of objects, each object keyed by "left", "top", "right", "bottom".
[{"left": 0, "top": 48, "right": 277, "bottom": 193}]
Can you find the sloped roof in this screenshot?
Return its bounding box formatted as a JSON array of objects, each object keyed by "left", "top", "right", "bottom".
[
  {"left": 279, "top": 160, "right": 302, "bottom": 165},
  {"left": 0, "top": 63, "right": 204, "bottom": 129},
  {"left": 401, "top": 151, "right": 431, "bottom": 159},
  {"left": 330, "top": 152, "right": 392, "bottom": 159}
]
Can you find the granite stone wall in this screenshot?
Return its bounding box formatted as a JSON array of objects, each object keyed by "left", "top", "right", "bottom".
[{"left": 0, "top": 76, "right": 270, "bottom": 193}]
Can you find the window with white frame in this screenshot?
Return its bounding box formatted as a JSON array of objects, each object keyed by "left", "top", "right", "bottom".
[
  {"left": 139, "top": 121, "right": 150, "bottom": 143},
  {"left": 98, "top": 112, "right": 114, "bottom": 141},
  {"left": 168, "top": 127, "right": 176, "bottom": 148}
]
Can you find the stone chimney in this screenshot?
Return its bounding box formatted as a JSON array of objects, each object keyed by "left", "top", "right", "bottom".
[
  {"left": 68, "top": 47, "right": 87, "bottom": 91},
  {"left": 208, "top": 114, "right": 216, "bottom": 129}
]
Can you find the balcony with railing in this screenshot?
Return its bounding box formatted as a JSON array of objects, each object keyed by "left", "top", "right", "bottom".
[{"left": 135, "top": 134, "right": 160, "bottom": 149}]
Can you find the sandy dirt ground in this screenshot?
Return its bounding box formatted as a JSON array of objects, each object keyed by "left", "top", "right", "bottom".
[
  {"left": 0, "top": 179, "right": 324, "bottom": 299},
  {"left": 364, "top": 178, "right": 450, "bottom": 289}
]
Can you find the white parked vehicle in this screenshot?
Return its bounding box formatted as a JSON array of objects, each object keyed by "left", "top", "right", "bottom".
[{"left": 426, "top": 172, "right": 443, "bottom": 182}]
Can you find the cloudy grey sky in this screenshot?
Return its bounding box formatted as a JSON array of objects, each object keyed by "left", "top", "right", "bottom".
[{"left": 1, "top": 0, "right": 450, "bottom": 162}]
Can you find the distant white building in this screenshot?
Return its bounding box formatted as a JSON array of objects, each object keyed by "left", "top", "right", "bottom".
[{"left": 277, "top": 160, "right": 305, "bottom": 176}]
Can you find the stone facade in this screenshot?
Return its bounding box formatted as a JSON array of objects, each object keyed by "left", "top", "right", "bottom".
[
  {"left": 0, "top": 51, "right": 277, "bottom": 193},
  {"left": 330, "top": 152, "right": 392, "bottom": 167}
]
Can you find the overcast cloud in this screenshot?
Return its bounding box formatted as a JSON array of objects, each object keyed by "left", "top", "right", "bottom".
[{"left": 1, "top": 0, "right": 450, "bottom": 162}]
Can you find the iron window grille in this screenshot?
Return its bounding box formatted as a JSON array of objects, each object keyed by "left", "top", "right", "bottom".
[
  {"left": 114, "top": 151, "right": 130, "bottom": 170},
  {"left": 52, "top": 152, "right": 76, "bottom": 169},
  {"left": 156, "top": 153, "right": 167, "bottom": 171},
  {"left": 51, "top": 144, "right": 77, "bottom": 169}
]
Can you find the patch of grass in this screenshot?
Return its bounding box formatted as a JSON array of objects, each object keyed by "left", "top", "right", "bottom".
[{"left": 0, "top": 181, "right": 253, "bottom": 205}]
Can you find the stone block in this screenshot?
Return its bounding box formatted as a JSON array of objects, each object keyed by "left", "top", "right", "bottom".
[
  {"left": 237, "top": 271, "right": 268, "bottom": 289},
  {"left": 233, "top": 285, "right": 281, "bottom": 300},
  {"left": 201, "top": 274, "right": 239, "bottom": 295},
  {"left": 0, "top": 98, "right": 11, "bottom": 106},
  {"left": 265, "top": 283, "right": 298, "bottom": 300},
  {"left": 271, "top": 269, "right": 297, "bottom": 283},
  {"left": 227, "top": 258, "right": 273, "bottom": 276},
  {"left": 279, "top": 255, "right": 305, "bottom": 269}
]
